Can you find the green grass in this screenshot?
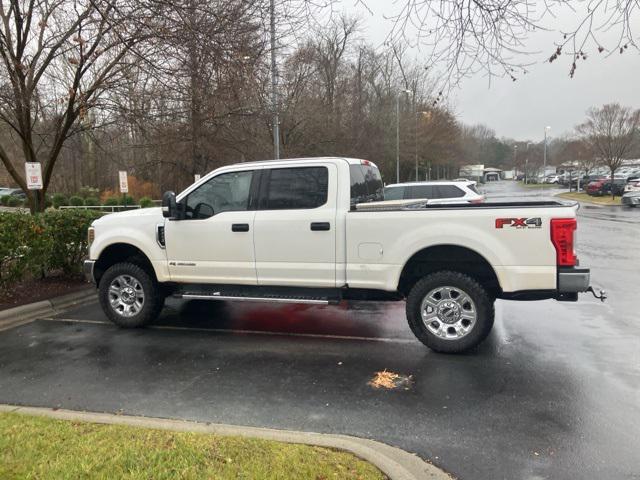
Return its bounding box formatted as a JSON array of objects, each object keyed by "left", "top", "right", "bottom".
[
  {"left": 0, "top": 413, "right": 386, "bottom": 480},
  {"left": 557, "top": 192, "right": 621, "bottom": 206},
  {"left": 518, "top": 181, "right": 559, "bottom": 189}
]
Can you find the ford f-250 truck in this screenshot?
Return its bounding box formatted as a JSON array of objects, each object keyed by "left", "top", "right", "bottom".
[{"left": 84, "top": 157, "right": 605, "bottom": 353}]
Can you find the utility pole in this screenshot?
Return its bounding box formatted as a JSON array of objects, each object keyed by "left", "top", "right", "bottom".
[
  {"left": 270, "top": 0, "right": 280, "bottom": 159},
  {"left": 415, "top": 111, "right": 428, "bottom": 181},
  {"left": 396, "top": 89, "right": 411, "bottom": 183},
  {"left": 542, "top": 126, "right": 551, "bottom": 196}
]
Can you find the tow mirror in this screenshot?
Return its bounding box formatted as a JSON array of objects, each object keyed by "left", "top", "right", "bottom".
[{"left": 162, "top": 191, "right": 177, "bottom": 219}]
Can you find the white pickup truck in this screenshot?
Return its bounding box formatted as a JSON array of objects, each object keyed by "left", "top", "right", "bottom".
[{"left": 84, "top": 157, "right": 604, "bottom": 353}]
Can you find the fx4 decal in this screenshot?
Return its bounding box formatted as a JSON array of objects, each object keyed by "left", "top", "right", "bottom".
[{"left": 495, "top": 217, "right": 542, "bottom": 229}]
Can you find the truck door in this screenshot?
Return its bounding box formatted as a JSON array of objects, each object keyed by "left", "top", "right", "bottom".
[
  {"left": 164, "top": 169, "right": 258, "bottom": 284},
  {"left": 253, "top": 164, "right": 337, "bottom": 287}
]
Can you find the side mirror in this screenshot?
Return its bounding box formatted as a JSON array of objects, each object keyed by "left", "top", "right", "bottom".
[{"left": 162, "top": 191, "right": 177, "bottom": 219}]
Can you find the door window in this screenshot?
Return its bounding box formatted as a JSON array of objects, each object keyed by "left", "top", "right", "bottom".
[
  {"left": 263, "top": 167, "right": 328, "bottom": 209},
  {"left": 407, "top": 185, "right": 434, "bottom": 199},
  {"left": 184, "top": 170, "right": 253, "bottom": 219}
]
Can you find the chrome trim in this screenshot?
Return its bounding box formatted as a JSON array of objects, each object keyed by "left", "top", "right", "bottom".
[
  {"left": 181, "top": 294, "right": 328, "bottom": 305},
  {"left": 83, "top": 260, "right": 96, "bottom": 284},
  {"left": 558, "top": 270, "right": 590, "bottom": 293}
]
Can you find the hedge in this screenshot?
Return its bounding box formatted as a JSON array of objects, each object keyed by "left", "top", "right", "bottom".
[{"left": 0, "top": 210, "right": 102, "bottom": 287}]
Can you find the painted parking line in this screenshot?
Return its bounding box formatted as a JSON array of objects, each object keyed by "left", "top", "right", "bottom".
[{"left": 42, "top": 317, "right": 421, "bottom": 345}]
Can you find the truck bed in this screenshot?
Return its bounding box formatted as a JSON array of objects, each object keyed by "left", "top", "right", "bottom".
[{"left": 354, "top": 199, "right": 575, "bottom": 211}]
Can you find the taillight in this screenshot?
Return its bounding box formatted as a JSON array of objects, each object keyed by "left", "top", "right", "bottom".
[
  {"left": 470, "top": 196, "right": 485, "bottom": 204},
  {"left": 550, "top": 218, "right": 577, "bottom": 266}
]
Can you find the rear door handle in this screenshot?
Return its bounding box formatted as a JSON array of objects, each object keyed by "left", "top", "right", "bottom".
[
  {"left": 232, "top": 223, "right": 250, "bottom": 232},
  {"left": 310, "top": 222, "right": 330, "bottom": 231}
]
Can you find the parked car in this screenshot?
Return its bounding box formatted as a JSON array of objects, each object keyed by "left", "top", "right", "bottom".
[
  {"left": 624, "top": 179, "right": 640, "bottom": 193},
  {"left": 0, "top": 188, "right": 26, "bottom": 200},
  {"left": 383, "top": 180, "right": 485, "bottom": 204},
  {"left": 602, "top": 179, "right": 627, "bottom": 196},
  {"left": 544, "top": 175, "right": 561, "bottom": 184},
  {"left": 622, "top": 191, "right": 640, "bottom": 207},
  {"left": 586, "top": 178, "right": 608, "bottom": 196},
  {"left": 84, "top": 157, "right": 602, "bottom": 354}
]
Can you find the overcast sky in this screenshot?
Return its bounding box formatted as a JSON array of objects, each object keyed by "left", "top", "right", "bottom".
[{"left": 342, "top": 0, "right": 639, "bottom": 142}]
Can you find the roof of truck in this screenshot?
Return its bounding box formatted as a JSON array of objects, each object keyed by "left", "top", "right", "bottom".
[{"left": 227, "top": 157, "right": 371, "bottom": 168}]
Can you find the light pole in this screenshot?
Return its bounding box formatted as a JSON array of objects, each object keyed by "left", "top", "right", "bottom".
[
  {"left": 542, "top": 126, "right": 551, "bottom": 195},
  {"left": 269, "top": 0, "right": 280, "bottom": 159},
  {"left": 396, "top": 89, "right": 411, "bottom": 183},
  {"left": 415, "top": 111, "right": 429, "bottom": 181},
  {"left": 525, "top": 142, "right": 531, "bottom": 184},
  {"left": 513, "top": 145, "right": 518, "bottom": 180}
]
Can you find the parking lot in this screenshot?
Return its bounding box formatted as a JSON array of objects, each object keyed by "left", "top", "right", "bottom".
[{"left": 1, "top": 182, "right": 639, "bottom": 480}]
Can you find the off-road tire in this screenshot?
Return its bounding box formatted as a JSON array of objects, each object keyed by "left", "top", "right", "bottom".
[
  {"left": 406, "top": 270, "right": 495, "bottom": 353},
  {"left": 98, "top": 262, "right": 161, "bottom": 328}
]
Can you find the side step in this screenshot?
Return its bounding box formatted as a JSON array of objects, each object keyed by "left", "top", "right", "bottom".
[{"left": 174, "top": 285, "right": 341, "bottom": 305}]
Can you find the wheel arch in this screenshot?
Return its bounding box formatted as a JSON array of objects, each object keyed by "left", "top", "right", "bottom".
[
  {"left": 94, "top": 243, "right": 158, "bottom": 285},
  {"left": 397, "top": 244, "right": 501, "bottom": 298}
]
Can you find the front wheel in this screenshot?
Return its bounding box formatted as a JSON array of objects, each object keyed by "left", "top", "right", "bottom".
[
  {"left": 98, "top": 262, "right": 162, "bottom": 328},
  {"left": 406, "top": 271, "right": 495, "bottom": 353}
]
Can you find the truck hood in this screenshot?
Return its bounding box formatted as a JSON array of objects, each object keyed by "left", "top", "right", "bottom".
[{"left": 93, "top": 207, "right": 163, "bottom": 226}]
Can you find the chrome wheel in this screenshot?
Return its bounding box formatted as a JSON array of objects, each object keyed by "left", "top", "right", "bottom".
[
  {"left": 420, "top": 286, "right": 477, "bottom": 340},
  {"left": 108, "top": 274, "right": 145, "bottom": 317}
]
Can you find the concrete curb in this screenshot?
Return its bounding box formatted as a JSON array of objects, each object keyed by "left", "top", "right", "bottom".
[
  {"left": 0, "top": 288, "right": 96, "bottom": 331},
  {"left": 0, "top": 404, "right": 451, "bottom": 480}
]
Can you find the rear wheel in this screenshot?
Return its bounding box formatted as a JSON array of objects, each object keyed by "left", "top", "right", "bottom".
[
  {"left": 406, "top": 271, "right": 494, "bottom": 353},
  {"left": 98, "top": 262, "right": 162, "bottom": 328}
]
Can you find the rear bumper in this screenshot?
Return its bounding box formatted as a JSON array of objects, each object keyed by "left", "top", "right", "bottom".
[
  {"left": 500, "top": 267, "right": 591, "bottom": 302},
  {"left": 83, "top": 260, "right": 96, "bottom": 284},
  {"left": 557, "top": 267, "right": 590, "bottom": 293}
]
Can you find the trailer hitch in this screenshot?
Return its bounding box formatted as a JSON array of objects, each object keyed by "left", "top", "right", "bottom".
[{"left": 586, "top": 286, "right": 607, "bottom": 302}]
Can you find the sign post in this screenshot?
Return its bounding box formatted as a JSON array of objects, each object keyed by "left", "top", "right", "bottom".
[
  {"left": 25, "top": 162, "right": 43, "bottom": 211},
  {"left": 118, "top": 171, "right": 128, "bottom": 207},
  {"left": 194, "top": 174, "right": 201, "bottom": 183}
]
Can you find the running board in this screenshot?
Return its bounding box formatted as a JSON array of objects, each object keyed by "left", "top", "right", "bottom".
[
  {"left": 180, "top": 293, "right": 329, "bottom": 305},
  {"left": 173, "top": 284, "right": 340, "bottom": 305}
]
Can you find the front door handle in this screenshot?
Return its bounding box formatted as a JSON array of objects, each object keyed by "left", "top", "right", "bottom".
[
  {"left": 310, "top": 222, "right": 330, "bottom": 231},
  {"left": 232, "top": 223, "right": 250, "bottom": 232}
]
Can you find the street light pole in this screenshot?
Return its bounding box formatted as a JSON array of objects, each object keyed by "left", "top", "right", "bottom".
[
  {"left": 396, "top": 89, "right": 411, "bottom": 183},
  {"left": 269, "top": 0, "right": 280, "bottom": 159},
  {"left": 513, "top": 145, "right": 518, "bottom": 180},
  {"left": 542, "top": 126, "right": 551, "bottom": 196},
  {"left": 415, "top": 111, "right": 428, "bottom": 181}
]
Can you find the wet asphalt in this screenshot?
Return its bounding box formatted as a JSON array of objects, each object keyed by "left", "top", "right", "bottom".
[{"left": 1, "top": 182, "right": 639, "bottom": 480}]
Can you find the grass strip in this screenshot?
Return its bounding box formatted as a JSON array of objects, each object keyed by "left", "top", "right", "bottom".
[
  {"left": 0, "top": 412, "right": 385, "bottom": 480},
  {"left": 557, "top": 192, "right": 621, "bottom": 205}
]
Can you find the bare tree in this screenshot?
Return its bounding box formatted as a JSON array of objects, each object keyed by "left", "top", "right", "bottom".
[
  {"left": 577, "top": 103, "right": 640, "bottom": 197},
  {"left": 0, "top": 0, "right": 155, "bottom": 211},
  {"left": 359, "top": 0, "right": 640, "bottom": 88}
]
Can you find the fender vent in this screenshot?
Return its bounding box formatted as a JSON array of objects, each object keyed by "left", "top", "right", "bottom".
[{"left": 156, "top": 224, "right": 166, "bottom": 248}]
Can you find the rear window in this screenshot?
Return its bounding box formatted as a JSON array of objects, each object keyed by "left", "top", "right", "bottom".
[
  {"left": 350, "top": 163, "right": 384, "bottom": 206},
  {"left": 434, "top": 185, "right": 465, "bottom": 198},
  {"left": 467, "top": 184, "right": 479, "bottom": 194}
]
